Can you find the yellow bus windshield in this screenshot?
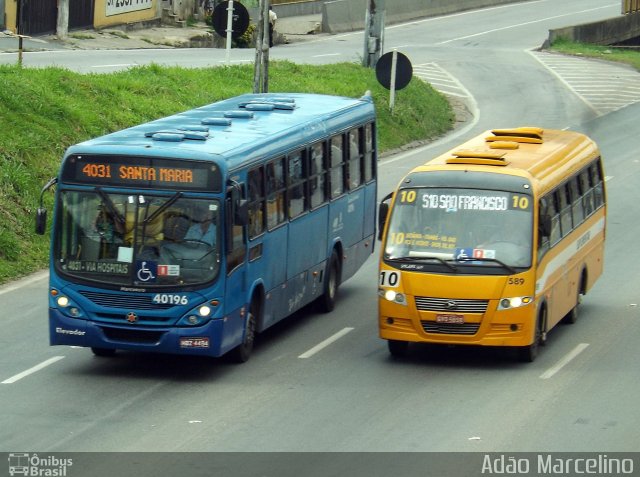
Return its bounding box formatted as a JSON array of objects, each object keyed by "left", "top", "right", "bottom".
[{"left": 383, "top": 187, "right": 533, "bottom": 269}]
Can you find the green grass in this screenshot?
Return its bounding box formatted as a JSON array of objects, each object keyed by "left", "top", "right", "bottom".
[
  {"left": 549, "top": 37, "right": 640, "bottom": 70},
  {"left": 0, "top": 61, "right": 454, "bottom": 285}
]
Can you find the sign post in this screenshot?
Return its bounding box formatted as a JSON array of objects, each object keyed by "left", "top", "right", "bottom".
[
  {"left": 225, "top": 0, "right": 234, "bottom": 64},
  {"left": 212, "top": 1, "right": 250, "bottom": 65},
  {"left": 375, "top": 50, "right": 413, "bottom": 113}
]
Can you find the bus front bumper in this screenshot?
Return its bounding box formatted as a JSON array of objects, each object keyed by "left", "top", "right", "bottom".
[
  {"left": 49, "top": 308, "right": 239, "bottom": 357},
  {"left": 379, "top": 305, "right": 534, "bottom": 348}
]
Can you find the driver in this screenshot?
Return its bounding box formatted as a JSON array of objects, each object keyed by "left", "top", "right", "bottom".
[{"left": 185, "top": 203, "right": 216, "bottom": 245}]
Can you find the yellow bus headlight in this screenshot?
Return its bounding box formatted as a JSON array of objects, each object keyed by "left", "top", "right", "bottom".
[
  {"left": 498, "top": 296, "right": 533, "bottom": 310},
  {"left": 379, "top": 289, "right": 408, "bottom": 306}
]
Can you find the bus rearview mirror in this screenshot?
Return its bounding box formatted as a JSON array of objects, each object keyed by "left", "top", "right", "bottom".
[
  {"left": 378, "top": 202, "right": 389, "bottom": 240},
  {"left": 35, "top": 207, "right": 47, "bottom": 235}
]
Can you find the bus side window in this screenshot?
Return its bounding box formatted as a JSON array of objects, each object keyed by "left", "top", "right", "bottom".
[
  {"left": 347, "top": 128, "right": 362, "bottom": 190},
  {"left": 309, "top": 142, "right": 327, "bottom": 208},
  {"left": 579, "top": 168, "right": 594, "bottom": 217},
  {"left": 559, "top": 183, "right": 573, "bottom": 237},
  {"left": 266, "top": 158, "right": 286, "bottom": 229},
  {"left": 248, "top": 167, "right": 265, "bottom": 239},
  {"left": 287, "top": 149, "right": 307, "bottom": 219},
  {"left": 538, "top": 196, "right": 551, "bottom": 261},
  {"left": 330, "top": 135, "right": 345, "bottom": 198},
  {"left": 569, "top": 177, "right": 584, "bottom": 226},
  {"left": 591, "top": 161, "right": 605, "bottom": 208},
  {"left": 363, "top": 123, "right": 375, "bottom": 183},
  {"left": 549, "top": 191, "right": 562, "bottom": 246},
  {"left": 226, "top": 184, "right": 247, "bottom": 273}
]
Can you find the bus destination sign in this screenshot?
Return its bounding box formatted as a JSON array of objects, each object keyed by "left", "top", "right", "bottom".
[{"left": 62, "top": 154, "right": 222, "bottom": 192}]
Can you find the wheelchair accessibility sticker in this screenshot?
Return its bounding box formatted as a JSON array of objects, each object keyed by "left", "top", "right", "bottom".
[
  {"left": 135, "top": 260, "right": 157, "bottom": 282},
  {"left": 455, "top": 248, "right": 496, "bottom": 260}
]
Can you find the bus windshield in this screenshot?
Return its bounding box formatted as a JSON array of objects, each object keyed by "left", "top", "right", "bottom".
[
  {"left": 54, "top": 190, "right": 221, "bottom": 287},
  {"left": 383, "top": 187, "right": 533, "bottom": 269}
]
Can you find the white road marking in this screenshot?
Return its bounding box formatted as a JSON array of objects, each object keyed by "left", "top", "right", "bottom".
[
  {"left": 436, "top": 5, "right": 616, "bottom": 45},
  {"left": 2, "top": 356, "right": 65, "bottom": 384},
  {"left": 539, "top": 343, "right": 589, "bottom": 379},
  {"left": 298, "top": 327, "right": 354, "bottom": 358}
]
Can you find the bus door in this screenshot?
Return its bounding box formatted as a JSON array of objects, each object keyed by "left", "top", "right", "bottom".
[{"left": 223, "top": 183, "right": 249, "bottom": 350}]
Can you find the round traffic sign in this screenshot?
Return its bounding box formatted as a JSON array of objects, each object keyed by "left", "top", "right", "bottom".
[
  {"left": 212, "top": 1, "right": 250, "bottom": 39},
  {"left": 375, "top": 51, "right": 413, "bottom": 90}
]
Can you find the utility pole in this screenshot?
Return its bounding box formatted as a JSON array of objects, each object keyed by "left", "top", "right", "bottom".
[
  {"left": 57, "top": 0, "right": 69, "bottom": 39},
  {"left": 253, "top": 0, "right": 270, "bottom": 93},
  {"left": 362, "top": 0, "right": 385, "bottom": 68}
]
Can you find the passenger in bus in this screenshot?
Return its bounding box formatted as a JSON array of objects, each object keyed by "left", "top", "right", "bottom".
[{"left": 185, "top": 204, "right": 216, "bottom": 245}]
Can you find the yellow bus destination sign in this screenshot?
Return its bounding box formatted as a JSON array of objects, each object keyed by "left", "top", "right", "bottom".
[{"left": 62, "top": 154, "right": 222, "bottom": 192}]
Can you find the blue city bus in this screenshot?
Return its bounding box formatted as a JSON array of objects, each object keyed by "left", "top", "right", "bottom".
[{"left": 36, "top": 92, "right": 377, "bottom": 362}]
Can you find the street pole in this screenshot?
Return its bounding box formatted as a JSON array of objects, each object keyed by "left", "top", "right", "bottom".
[
  {"left": 57, "top": 0, "right": 69, "bottom": 40},
  {"left": 362, "top": 0, "right": 385, "bottom": 68},
  {"left": 253, "top": 0, "right": 264, "bottom": 93},
  {"left": 261, "top": 0, "right": 270, "bottom": 93}
]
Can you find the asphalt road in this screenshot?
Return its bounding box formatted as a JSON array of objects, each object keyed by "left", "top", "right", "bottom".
[{"left": 1, "top": 1, "right": 639, "bottom": 475}]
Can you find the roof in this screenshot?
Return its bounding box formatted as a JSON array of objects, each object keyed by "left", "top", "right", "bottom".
[
  {"left": 413, "top": 127, "right": 600, "bottom": 193},
  {"left": 66, "top": 92, "right": 375, "bottom": 172}
]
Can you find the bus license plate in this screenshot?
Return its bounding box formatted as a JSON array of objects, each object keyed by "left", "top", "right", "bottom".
[
  {"left": 180, "top": 337, "right": 210, "bottom": 348},
  {"left": 436, "top": 314, "right": 464, "bottom": 324}
]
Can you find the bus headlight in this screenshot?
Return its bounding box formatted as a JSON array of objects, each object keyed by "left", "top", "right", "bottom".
[
  {"left": 498, "top": 296, "right": 533, "bottom": 310},
  {"left": 53, "top": 294, "right": 85, "bottom": 318},
  {"left": 180, "top": 303, "right": 216, "bottom": 326},
  {"left": 379, "top": 289, "right": 408, "bottom": 306},
  {"left": 198, "top": 305, "right": 212, "bottom": 317}
]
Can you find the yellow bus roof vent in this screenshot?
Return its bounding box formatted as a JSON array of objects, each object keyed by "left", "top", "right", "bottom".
[
  {"left": 446, "top": 150, "right": 509, "bottom": 166},
  {"left": 489, "top": 141, "right": 519, "bottom": 150},
  {"left": 486, "top": 127, "right": 543, "bottom": 144}
]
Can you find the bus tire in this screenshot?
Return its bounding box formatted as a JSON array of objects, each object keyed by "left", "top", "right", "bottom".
[
  {"left": 517, "top": 308, "right": 546, "bottom": 362},
  {"left": 318, "top": 250, "right": 340, "bottom": 313},
  {"left": 91, "top": 347, "right": 116, "bottom": 357},
  {"left": 387, "top": 339, "right": 409, "bottom": 358},
  {"left": 228, "top": 304, "right": 258, "bottom": 363}
]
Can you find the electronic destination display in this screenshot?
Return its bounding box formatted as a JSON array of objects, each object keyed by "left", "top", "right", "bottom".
[{"left": 61, "top": 154, "right": 222, "bottom": 192}]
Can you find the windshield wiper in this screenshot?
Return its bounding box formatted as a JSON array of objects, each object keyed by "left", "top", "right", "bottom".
[
  {"left": 96, "top": 188, "right": 125, "bottom": 230},
  {"left": 456, "top": 256, "right": 517, "bottom": 274},
  {"left": 143, "top": 192, "right": 183, "bottom": 224},
  {"left": 387, "top": 256, "right": 458, "bottom": 272}
]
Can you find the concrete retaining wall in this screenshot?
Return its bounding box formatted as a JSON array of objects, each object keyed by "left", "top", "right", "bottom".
[
  {"left": 320, "top": 0, "right": 537, "bottom": 34},
  {"left": 547, "top": 12, "right": 640, "bottom": 46}
]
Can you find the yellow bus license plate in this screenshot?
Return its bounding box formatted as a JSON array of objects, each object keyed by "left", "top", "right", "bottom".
[{"left": 436, "top": 314, "right": 464, "bottom": 324}]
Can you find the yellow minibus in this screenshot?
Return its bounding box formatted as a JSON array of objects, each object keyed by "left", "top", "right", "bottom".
[{"left": 378, "top": 127, "right": 605, "bottom": 361}]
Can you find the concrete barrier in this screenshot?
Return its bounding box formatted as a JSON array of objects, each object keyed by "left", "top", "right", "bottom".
[
  {"left": 320, "top": 0, "right": 537, "bottom": 34},
  {"left": 547, "top": 12, "right": 640, "bottom": 46}
]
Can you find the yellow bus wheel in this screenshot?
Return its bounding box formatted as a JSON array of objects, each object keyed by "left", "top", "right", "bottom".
[{"left": 387, "top": 339, "right": 409, "bottom": 358}]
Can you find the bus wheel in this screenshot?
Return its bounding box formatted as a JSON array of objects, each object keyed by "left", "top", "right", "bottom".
[
  {"left": 91, "top": 347, "right": 116, "bottom": 357},
  {"left": 228, "top": 308, "right": 257, "bottom": 363},
  {"left": 318, "top": 250, "right": 340, "bottom": 313},
  {"left": 387, "top": 339, "right": 409, "bottom": 358},
  {"left": 518, "top": 308, "right": 546, "bottom": 362}
]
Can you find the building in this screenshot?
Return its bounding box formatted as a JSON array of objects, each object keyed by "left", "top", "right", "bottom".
[{"left": 2, "top": 0, "right": 202, "bottom": 35}]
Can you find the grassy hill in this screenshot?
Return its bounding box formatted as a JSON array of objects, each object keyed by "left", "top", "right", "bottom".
[{"left": 0, "top": 60, "right": 454, "bottom": 284}]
